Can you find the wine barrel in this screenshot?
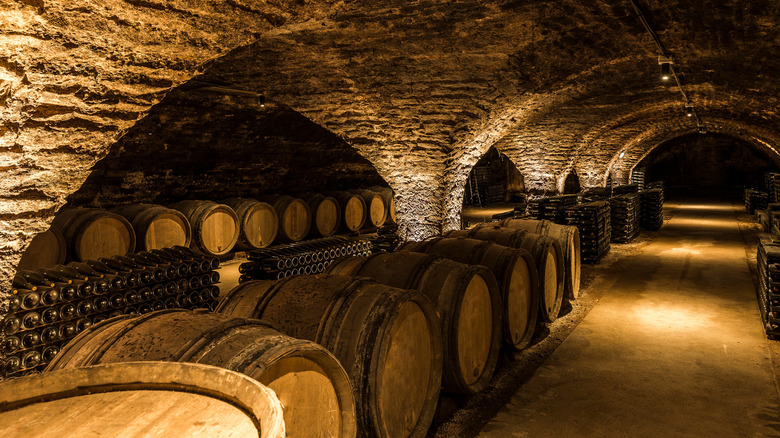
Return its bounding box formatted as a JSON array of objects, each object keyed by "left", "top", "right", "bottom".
[
  {"left": 325, "top": 252, "right": 501, "bottom": 394},
  {"left": 112, "top": 203, "right": 192, "bottom": 251},
  {"left": 223, "top": 198, "right": 279, "bottom": 249},
  {"left": 399, "top": 237, "right": 539, "bottom": 350},
  {"left": 302, "top": 193, "right": 341, "bottom": 237},
  {"left": 17, "top": 227, "right": 67, "bottom": 270},
  {"left": 169, "top": 200, "right": 239, "bottom": 256},
  {"left": 260, "top": 195, "right": 312, "bottom": 243},
  {"left": 48, "top": 310, "right": 356, "bottom": 438},
  {"left": 51, "top": 208, "right": 136, "bottom": 262},
  {"left": 326, "top": 191, "right": 366, "bottom": 232},
  {"left": 217, "top": 275, "right": 442, "bottom": 438},
  {"left": 499, "top": 218, "right": 581, "bottom": 299},
  {"left": 369, "top": 186, "right": 397, "bottom": 225},
  {"left": 2, "top": 361, "right": 285, "bottom": 438},
  {"left": 447, "top": 226, "right": 564, "bottom": 323},
  {"left": 350, "top": 189, "right": 387, "bottom": 229}
]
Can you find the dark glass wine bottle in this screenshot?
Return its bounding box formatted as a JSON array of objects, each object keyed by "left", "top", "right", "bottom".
[
  {"left": 39, "top": 288, "right": 60, "bottom": 306},
  {"left": 41, "top": 307, "right": 59, "bottom": 324},
  {"left": 59, "top": 303, "right": 77, "bottom": 320},
  {"left": 15, "top": 271, "right": 53, "bottom": 288},
  {"left": 93, "top": 314, "right": 108, "bottom": 325},
  {"left": 3, "top": 315, "right": 21, "bottom": 335},
  {"left": 75, "top": 318, "right": 92, "bottom": 332},
  {"left": 41, "top": 326, "right": 59, "bottom": 344},
  {"left": 123, "top": 289, "right": 140, "bottom": 305},
  {"left": 109, "top": 293, "right": 125, "bottom": 308},
  {"left": 20, "top": 291, "right": 41, "bottom": 310},
  {"left": 138, "top": 303, "right": 153, "bottom": 314},
  {"left": 93, "top": 296, "right": 110, "bottom": 313},
  {"left": 59, "top": 322, "right": 77, "bottom": 339},
  {"left": 21, "top": 311, "right": 41, "bottom": 330},
  {"left": 3, "top": 335, "right": 20, "bottom": 354},
  {"left": 21, "top": 331, "right": 40, "bottom": 349},
  {"left": 8, "top": 294, "right": 21, "bottom": 312},
  {"left": 41, "top": 345, "right": 60, "bottom": 362},
  {"left": 69, "top": 262, "right": 126, "bottom": 292},
  {"left": 22, "top": 350, "right": 41, "bottom": 369},
  {"left": 4, "top": 356, "right": 21, "bottom": 374},
  {"left": 76, "top": 299, "right": 93, "bottom": 316}
]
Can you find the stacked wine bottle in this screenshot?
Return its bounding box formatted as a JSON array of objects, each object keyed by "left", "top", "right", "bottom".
[
  {"left": 2, "top": 245, "right": 221, "bottom": 378},
  {"left": 239, "top": 236, "right": 373, "bottom": 282}
]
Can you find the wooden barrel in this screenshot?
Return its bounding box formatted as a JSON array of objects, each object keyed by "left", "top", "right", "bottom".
[
  {"left": 17, "top": 227, "right": 67, "bottom": 270},
  {"left": 51, "top": 208, "right": 136, "bottom": 262},
  {"left": 326, "top": 252, "right": 501, "bottom": 394},
  {"left": 447, "top": 226, "right": 565, "bottom": 323},
  {"left": 223, "top": 198, "right": 279, "bottom": 249},
  {"left": 302, "top": 193, "right": 341, "bottom": 237},
  {"left": 369, "top": 186, "right": 397, "bottom": 225},
  {"left": 1, "top": 361, "right": 285, "bottom": 438},
  {"left": 169, "top": 200, "right": 239, "bottom": 256},
  {"left": 499, "top": 218, "right": 581, "bottom": 299},
  {"left": 350, "top": 189, "right": 387, "bottom": 229},
  {"left": 112, "top": 203, "right": 192, "bottom": 251},
  {"left": 399, "top": 237, "right": 539, "bottom": 350},
  {"left": 259, "top": 195, "right": 312, "bottom": 243},
  {"left": 48, "top": 310, "right": 355, "bottom": 438},
  {"left": 326, "top": 191, "right": 366, "bottom": 232},
  {"left": 217, "top": 275, "right": 442, "bottom": 438}
]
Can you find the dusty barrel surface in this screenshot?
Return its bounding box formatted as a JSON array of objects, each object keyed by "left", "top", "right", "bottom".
[
  {"left": 350, "top": 189, "right": 387, "bottom": 229},
  {"left": 223, "top": 198, "right": 279, "bottom": 249},
  {"left": 302, "top": 193, "right": 341, "bottom": 237},
  {"left": 169, "top": 200, "right": 239, "bottom": 256},
  {"left": 47, "top": 310, "right": 355, "bottom": 438},
  {"left": 369, "top": 186, "right": 397, "bottom": 225},
  {"left": 17, "top": 227, "right": 67, "bottom": 270},
  {"left": 400, "top": 236, "right": 539, "bottom": 350},
  {"left": 448, "top": 226, "right": 565, "bottom": 323},
  {"left": 326, "top": 252, "right": 502, "bottom": 394},
  {"left": 326, "top": 191, "right": 366, "bottom": 232},
  {"left": 113, "top": 203, "right": 192, "bottom": 251},
  {"left": 260, "top": 195, "right": 312, "bottom": 243},
  {"left": 499, "top": 218, "right": 581, "bottom": 299},
  {"left": 217, "top": 275, "right": 443, "bottom": 438},
  {"left": 3, "top": 361, "right": 285, "bottom": 438},
  {"left": 51, "top": 208, "right": 136, "bottom": 262}
]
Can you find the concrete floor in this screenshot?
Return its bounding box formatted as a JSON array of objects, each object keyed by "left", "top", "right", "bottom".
[{"left": 479, "top": 201, "right": 780, "bottom": 438}]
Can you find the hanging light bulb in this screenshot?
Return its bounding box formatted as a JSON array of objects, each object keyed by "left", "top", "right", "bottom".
[
  {"left": 658, "top": 55, "right": 674, "bottom": 81},
  {"left": 260, "top": 95, "right": 266, "bottom": 108},
  {"left": 685, "top": 104, "right": 694, "bottom": 117},
  {"left": 619, "top": 150, "right": 626, "bottom": 159}
]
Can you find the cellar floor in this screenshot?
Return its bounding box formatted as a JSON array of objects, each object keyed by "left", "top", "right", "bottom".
[{"left": 474, "top": 201, "right": 780, "bottom": 437}]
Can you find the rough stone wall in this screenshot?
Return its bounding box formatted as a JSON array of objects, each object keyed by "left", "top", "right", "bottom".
[{"left": 67, "top": 87, "right": 387, "bottom": 208}]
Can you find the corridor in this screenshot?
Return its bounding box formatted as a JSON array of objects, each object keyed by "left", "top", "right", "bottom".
[{"left": 479, "top": 202, "right": 780, "bottom": 437}]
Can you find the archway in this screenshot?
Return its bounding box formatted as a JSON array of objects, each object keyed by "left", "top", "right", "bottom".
[
  {"left": 635, "top": 133, "right": 780, "bottom": 199},
  {"left": 563, "top": 171, "right": 581, "bottom": 194},
  {"left": 462, "top": 147, "right": 525, "bottom": 208}
]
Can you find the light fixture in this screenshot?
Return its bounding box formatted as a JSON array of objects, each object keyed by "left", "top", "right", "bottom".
[
  {"left": 698, "top": 126, "right": 707, "bottom": 135},
  {"left": 619, "top": 150, "right": 626, "bottom": 159},
  {"left": 260, "top": 95, "right": 266, "bottom": 108},
  {"left": 658, "top": 55, "right": 674, "bottom": 81},
  {"left": 685, "top": 104, "right": 694, "bottom": 117}
]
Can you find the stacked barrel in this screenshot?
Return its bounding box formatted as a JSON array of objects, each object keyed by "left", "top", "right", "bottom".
[{"left": 2, "top": 245, "right": 220, "bottom": 378}]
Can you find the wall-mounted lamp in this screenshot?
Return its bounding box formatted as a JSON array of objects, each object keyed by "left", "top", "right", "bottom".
[
  {"left": 685, "top": 104, "right": 694, "bottom": 117},
  {"left": 658, "top": 55, "right": 674, "bottom": 81},
  {"left": 698, "top": 126, "right": 707, "bottom": 135},
  {"left": 619, "top": 150, "right": 626, "bottom": 159}
]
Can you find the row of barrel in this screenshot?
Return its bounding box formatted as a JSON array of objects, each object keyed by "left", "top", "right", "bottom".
[
  {"left": 3, "top": 217, "right": 582, "bottom": 438},
  {"left": 18, "top": 187, "right": 397, "bottom": 270}
]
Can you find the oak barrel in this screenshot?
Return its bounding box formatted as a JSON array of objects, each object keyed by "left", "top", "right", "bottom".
[
  {"left": 224, "top": 198, "right": 279, "bottom": 249},
  {"left": 51, "top": 208, "right": 136, "bottom": 262},
  {"left": 447, "top": 226, "right": 565, "bottom": 323},
  {"left": 399, "top": 237, "right": 539, "bottom": 350},
  {"left": 217, "top": 275, "right": 443, "bottom": 438},
  {"left": 326, "top": 252, "right": 501, "bottom": 394},
  {"left": 499, "top": 218, "right": 581, "bottom": 299},
  {"left": 302, "top": 193, "right": 341, "bottom": 237},
  {"left": 2, "top": 361, "right": 285, "bottom": 438},
  {"left": 112, "top": 203, "right": 192, "bottom": 251},
  {"left": 260, "top": 195, "right": 312, "bottom": 243},
  {"left": 350, "top": 189, "right": 387, "bottom": 229},
  {"left": 169, "top": 200, "right": 239, "bottom": 256},
  {"left": 48, "top": 310, "right": 355, "bottom": 438},
  {"left": 326, "top": 191, "right": 366, "bottom": 232},
  {"left": 17, "top": 227, "right": 67, "bottom": 270},
  {"left": 369, "top": 186, "right": 397, "bottom": 225}
]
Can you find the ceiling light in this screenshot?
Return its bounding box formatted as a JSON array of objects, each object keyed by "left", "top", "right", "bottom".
[
  {"left": 658, "top": 55, "right": 674, "bottom": 81},
  {"left": 685, "top": 104, "right": 694, "bottom": 117},
  {"left": 619, "top": 150, "right": 626, "bottom": 159}
]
